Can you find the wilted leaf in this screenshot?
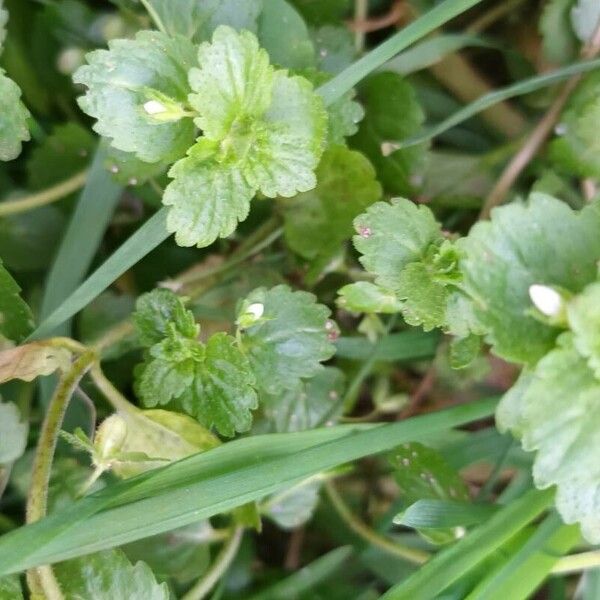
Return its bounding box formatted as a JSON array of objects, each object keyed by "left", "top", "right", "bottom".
[{"left": 0, "top": 343, "right": 71, "bottom": 384}]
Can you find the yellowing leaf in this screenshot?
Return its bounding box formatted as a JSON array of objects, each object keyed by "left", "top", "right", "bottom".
[{"left": 0, "top": 343, "right": 71, "bottom": 384}]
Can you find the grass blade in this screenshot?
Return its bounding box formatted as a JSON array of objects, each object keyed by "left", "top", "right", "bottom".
[
  {"left": 247, "top": 546, "right": 353, "bottom": 600},
  {"left": 395, "top": 500, "right": 498, "bottom": 529},
  {"left": 399, "top": 58, "right": 600, "bottom": 149},
  {"left": 464, "top": 515, "right": 579, "bottom": 600},
  {"left": 39, "top": 144, "right": 122, "bottom": 334},
  {"left": 335, "top": 331, "right": 439, "bottom": 362},
  {"left": 381, "top": 488, "right": 555, "bottom": 599},
  {"left": 30, "top": 208, "right": 169, "bottom": 340},
  {"left": 0, "top": 397, "right": 496, "bottom": 575},
  {"left": 317, "top": 0, "right": 485, "bottom": 105}
]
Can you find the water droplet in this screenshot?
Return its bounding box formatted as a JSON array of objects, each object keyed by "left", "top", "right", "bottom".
[
  {"left": 328, "top": 390, "right": 338, "bottom": 400},
  {"left": 319, "top": 48, "right": 328, "bottom": 58},
  {"left": 554, "top": 123, "right": 568, "bottom": 136},
  {"left": 128, "top": 177, "right": 138, "bottom": 186},
  {"left": 402, "top": 458, "right": 410, "bottom": 466},
  {"left": 110, "top": 165, "right": 119, "bottom": 174}
]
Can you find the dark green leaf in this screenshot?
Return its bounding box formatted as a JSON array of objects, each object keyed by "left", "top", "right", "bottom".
[{"left": 0, "top": 260, "right": 34, "bottom": 342}]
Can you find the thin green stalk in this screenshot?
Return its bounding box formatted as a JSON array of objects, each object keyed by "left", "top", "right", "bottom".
[
  {"left": 551, "top": 551, "right": 600, "bottom": 575},
  {"left": 89, "top": 363, "right": 140, "bottom": 415},
  {"left": 325, "top": 481, "right": 430, "bottom": 564},
  {"left": 25, "top": 350, "right": 96, "bottom": 600},
  {"left": 354, "top": 0, "right": 368, "bottom": 52},
  {"left": 0, "top": 170, "right": 87, "bottom": 218},
  {"left": 139, "top": 0, "right": 167, "bottom": 33},
  {"left": 182, "top": 527, "right": 244, "bottom": 600}
]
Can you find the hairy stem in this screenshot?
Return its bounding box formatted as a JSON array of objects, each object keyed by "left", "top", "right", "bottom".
[
  {"left": 0, "top": 171, "right": 87, "bottom": 218},
  {"left": 89, "top": 363, "right": 139, "bottom": 415},
  {"left": 182, "top": 527, "right": 244, "bottom": 600},
  {"left": 480, "top": 23, "right": 600, "bottom": 219},
  {"left": 325, "top": 481, "right": 430, "bottom": 564},
  {"left": 26, "top": 349, "right": 96, "bottom": 600}
]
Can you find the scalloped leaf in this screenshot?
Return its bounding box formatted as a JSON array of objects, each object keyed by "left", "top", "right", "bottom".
[
  {"left": 282, "top": 146, "right": 381, "bottom": 264},
  {"left": 73, "top": 31, "right": 196, "bottom": 163},
  {"left": 568, "top": 281, "right": 600, "bottom": 379},
  {"left": 0, "top": 261, "right": 34, "bottom": 342},
  {"left": 55, "top": 548, "right": 169, "bottom": 599},
  {"left": 147, "top": 0, "right": 262, "bottom": 42},
  {"left": 459, "top": 193, "right": 600, "bottom": 365},
  {"left": 239, "top": 285, "right": 336, "bottom": 394},
  {"left": 0, "top": 70, "right": 30, "bottom": 162},
  {"left": 497, "top": 334, "right": 600, "bottom": 543}
]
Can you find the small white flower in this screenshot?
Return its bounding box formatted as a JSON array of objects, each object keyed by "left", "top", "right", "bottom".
[
  {"left": 143, "top": 100, "right": 167, "bottom": 115},
  {"left": 246, "top": 302, "right": 264, "bottom": 320},
  {"left": 529, "top": 284, "right": 563, "bottom": 317}
]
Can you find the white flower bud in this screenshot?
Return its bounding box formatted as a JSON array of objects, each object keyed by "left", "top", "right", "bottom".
[
  {"left": 529, "top": 284, "right": 564, "bottom": 317},
  {"left": 246, "top": 302, "right": 264, "bottom": 320},
  {"left": 143, "top": 100, "right": 167, "bottom": 115}
]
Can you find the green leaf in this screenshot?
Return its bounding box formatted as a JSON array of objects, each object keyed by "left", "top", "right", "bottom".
[
  {"left": 73, "top": 31, "right": 196, "bottom": 163},
  {"left": 133, "top": 288, "right": 198, "bottom": 347},
  {"left": 549, "top": 71, "right": 600, "bottom": 179},
  {"left": 0, "top": 400, "right": 27, "bottom": 464},
  {"left": 0, "top": 70, "right": 29, "bottom": 162},
  {"left": 258, "top": 0, "right": 315, "bottom": 70},
  {"left": 390, "top": 442, "right": 469, "bottom": 544},
  {"left": 0, "top": 260, "right": 34, "bottom": 342},
  {"left": 353, "top": 198, "right": 443, "bottom": 291},
  {"left": 282, "top": 146, "right": 381, "bottom": 263},
  {"left": 351, "top": 72, "right": 427, "bottom": 196},
  {"left": 459, "top": 193, "right": 600, "bottom": 365},
  {"left": 104, "top": 147, "right": 169, "bottom": 188},
  {"left": 163, "top": 145, "right": 255, "bottom": 248},
  {"left": 540, "top": 0, "right": 578, "bottom": 64},
  {"left": 54, "top": 548, "right": 169, "bottom": 599},
  {"left": 262, "top": 476, "right": 322, "bottom": 529},
  {"left": 239, "top": 284, "right": 336, "bottom": 394},
  {"left": 164, "top": 26, "right": 327, "bottom": 248},
  {"left": 337, "top": 281, "right": 403, "bottom": 314},
  {"left": 568, "top": 281, "right": 600, "bottom": 378},
  {"left": 497, "top": 333, "right": 600, "bottom": 543},
  {"left": 0, "top": 0, "right": 7, "bottom": 51},
  {"left": 312, "top": 26, "right": 356, "bottom": 74},
  {"left": 0, "top": 575, "right": 22, "bottom": 600},
  {"left": 571, "top": 0, "right": 600, "bottom": 42},
  {"left": 261, "top": 367, "right": 345, "bottom": 432},
  {"left": 396, "top": 260, "right": 449, "bottom": 331},
  {"left": 396, "top": 499, "right": 497, "bottom": 530},
  {"left": 335, "top": 330, "right": 439, "bottom": 361},
  {"left": 449, "top": 334, "right": 481, "bottom": 370},
  {"left": 26, "top": 123, "right": 94, "bottom": 189},
  {"left": 147, "top": 0, "right": 262, "bottom": 42}
]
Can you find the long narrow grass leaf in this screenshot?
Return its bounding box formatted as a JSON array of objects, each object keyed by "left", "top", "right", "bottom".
[
  {"left": 317, "top": 0, "right": 485, "bottom": 105},
  {"left": 0, "top": 397, "right": 496, "bottom": 575},
  {"left": 399, "top": 58, "right": 600, "bottom": 148}
]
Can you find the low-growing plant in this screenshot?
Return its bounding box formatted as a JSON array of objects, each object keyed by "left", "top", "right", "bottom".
[{"left": 1, "top": 0, "right": 600, "bottom": 598}]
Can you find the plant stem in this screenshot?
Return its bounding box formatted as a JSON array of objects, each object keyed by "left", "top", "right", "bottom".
[
  {"left": 480, "top": 22, "right": 600, "bottom": 219},
  {"left": 89, "top": 363, "right": 139, "bottom": 415},
  {"left": 138, "top": 0, "right": 167, "bottom": 33},
  {"left": 354, "top": 0, "right": 368, "bottom": 52},
  {"left": 182, "top": 527, "right": 245, "bottom": 600},
  {"left": 466, "top": 0, "right": 526, "bottom": 33},
  {"left": 26, "top": 349, "right": 96, "bottom": 600},
  {"left": 0, "top": 170, "right": 87, "bottom": 218},
  {"left": 551, "top": 551, "right": 600, "bottom": 575},
  {"left": 325, "top": 481, "right": 430, "bottom": 564}
]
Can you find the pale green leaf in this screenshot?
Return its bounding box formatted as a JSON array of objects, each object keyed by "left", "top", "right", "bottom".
[
  {"left": 0, "top": 575, "right": 22, "bottom": 600},
  {"left": 497, "top": 334, "right": 600, "bottom": 543},
  {"left": 312, "top": 26, "right": 356, "bottom": 74},
  {"left": 74, "top": 31, "right": 196, "bottom": 163},
  {"left": 327, "top": 89, "right": 364, "bottom": 144},
  {"left": 262, "top": 477, "right": 321, "bottom": 529},
  {"left": 396, "top": 261, "right": 449, "bottom": 331},
  {"left": 337, "top": 281, "right": 403, "bottom": 314},
  {"left": 0, "top": 70, "right": 29, "bottom": 162},
  {"left": 147, "top": 0, "right": 262, "bottom": 42},
  {"left": 449, "top": 334, "right": 481, "bottom": 370},
  {"left": 163, "top": 146, "right": 255, "bottom": 248},
  {"left": 459, "top": 193, "right": 600, "bottom": 365},
  {"left": 390, "top": 442, "right": 469, "bottom": 544},
  {"left": 0, "top": 400, "right": 27, "bottom": 464},
  {"left": 351, "top": 72, "right": 427, "bottom": 196},
  {"left": 55, "top": 548, "right": 169, "bottom": 599},
  {"left": 261, "top": 367, "right": 346, "bottom": 433},
  {"left": 571, "top": 0, "right": 600, "bottom": 42},
  {"left": 353, "top": 198, "right": 443, "bottom": 291},
  {"left": 568, "top": 281, "right": 600, "bottom": 379},
  {"left": 239, "top": 285, "right": 336, "bottom": 394},
  {"left": 0, "top": 343, "right": 71, "bottom": 384},
  {"left": 104, "top": 147, "right": 169, "bottom": 187},
  {"left": 540, "top": 0, "right": 578, "bottom": 64},
  {"left": 258, "top": 0, "right": 315, "bottom": 70},
  {"left": 179, "top": 333, "right": 258, "bottom": 436},
  {"left": 282, "top": 146, "right": 381, "bottom": 263},
  {"left": 189, "top": 26, "right": 274, "bottom": 140},
  {"left": 134, "top": 288, "right": 198, "bottom": 347},
  {"left": 0, "top": 260, "right": 34, "bottom": 342}
]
